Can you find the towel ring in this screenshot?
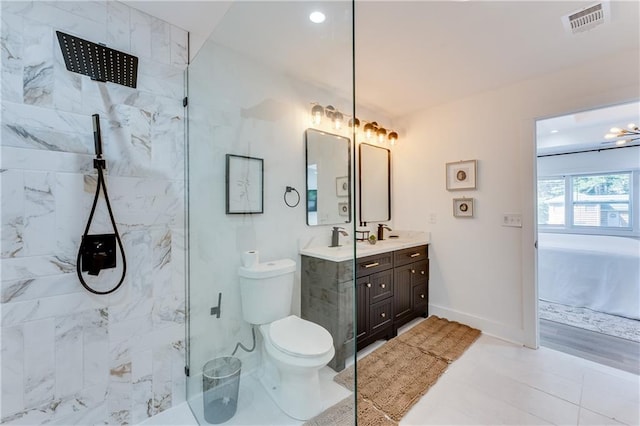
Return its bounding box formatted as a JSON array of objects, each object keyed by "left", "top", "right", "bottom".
[{"left": 283, "top": 186, "right": 300, "bottom": 208}]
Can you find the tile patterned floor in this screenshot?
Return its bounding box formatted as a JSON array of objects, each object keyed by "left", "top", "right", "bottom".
[
  {"left": 141, "top": 318, "right": 640, "bottom": 425},
  {"left": 539, "top": 300, "right": 640, "bottom": 342}
]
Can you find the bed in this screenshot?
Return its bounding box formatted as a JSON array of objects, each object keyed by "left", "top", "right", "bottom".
[{"left": 538, "top": 233, "right": 640, "bottom": 320}]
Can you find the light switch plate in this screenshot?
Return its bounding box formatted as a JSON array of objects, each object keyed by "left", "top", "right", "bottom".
[{"left": 502, "top": 213, "right": 522, "bottom": 227}]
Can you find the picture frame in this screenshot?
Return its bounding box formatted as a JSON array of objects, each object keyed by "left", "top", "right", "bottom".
[
  {"left": 453, "top": 198, "right": 474, "bottom": 218},
  {"left": 446, "top": 160, "right": 477, "bottom": 191},
  {"left": 226, "top": 154, "right": 264, "bottom": 214},
  {"left": 338, "top": 202, "right": 349, "bottom": 217},
  {"left": 336, "top": 176, "right": 349, "bottom": 196}
]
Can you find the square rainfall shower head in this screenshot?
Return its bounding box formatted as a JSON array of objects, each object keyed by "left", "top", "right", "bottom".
[{"left": 56, "top": 31, "right": 138, "bottom": 88}]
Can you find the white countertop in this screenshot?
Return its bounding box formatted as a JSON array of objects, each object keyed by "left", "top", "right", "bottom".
[{"left": 299, "top": 231, "right": 430, "bottom": 262}]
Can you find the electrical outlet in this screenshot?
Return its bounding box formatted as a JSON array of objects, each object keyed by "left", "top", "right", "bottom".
[{"left": 502, "top": 213, "right": 522, "bottom": 228}]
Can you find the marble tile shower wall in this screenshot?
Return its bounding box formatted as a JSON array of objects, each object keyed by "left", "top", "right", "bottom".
[{"left": 0, "top": 2, "right": 188, "bottom": 424}]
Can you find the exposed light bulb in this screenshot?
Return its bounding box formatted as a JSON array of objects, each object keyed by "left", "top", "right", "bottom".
[
  {"left": 363, "top": 123, "right": 374, "bottom": 140},
  {"left": 349, "top": 117, "right": 360, "bottom": 128},
  {"left": 376, "top": 127, "right": 387, "bottom": 143},
  {"left": 604, "top": 133, "right": 617, "bottom": 139},
  {"left": 628, "top": 123, "right": 637, "bottom": 129},
  {"left": 388, "top": 131, "right": 398, "bottom": 146},
  {"left": 610, "top": 127, "right": 622, "bottom": 133},
  {"left": 311, "top": 104, "right": 323, "bottom": 125},
  {"left": 616, "top": 139, "right": 628, "bottom": 146},
  {"left": 333, "top": 111, "right": 343, "bottom": 130},
  {"left": 309, "top": 11, "right": 325, "bottom": 24}
]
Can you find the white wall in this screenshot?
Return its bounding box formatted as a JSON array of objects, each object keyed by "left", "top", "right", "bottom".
[{"left": 394, "top": 49, "right": 640, "bottom": 346}]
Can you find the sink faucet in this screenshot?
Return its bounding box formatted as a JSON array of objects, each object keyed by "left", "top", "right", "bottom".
[
  {"left": 377, "top": 224, "right": 392, "bottom": 241},
  {"left": 330, "top": 227, "right": 348, "bottom": 247}
]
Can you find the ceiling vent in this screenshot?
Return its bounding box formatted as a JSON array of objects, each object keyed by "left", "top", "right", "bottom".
[{"left": 562, "top": 1, "right": 610, "bottom": 35}]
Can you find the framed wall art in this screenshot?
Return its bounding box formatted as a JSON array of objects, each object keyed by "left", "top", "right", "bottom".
[
  {"left": 453, "top": 198, "right": 474, "bottom": 218},
  {"left": 336, "top": 176, "right": 349, "bottom": 196},
  {"left": 446, "top": 159, "right": 477, "bottom": 191},
  {"left": 226, "top": 154, "right": 264, "bottom": 214},
  {"left": 338, "top": 202, "right": 349, "bottom": 217}
]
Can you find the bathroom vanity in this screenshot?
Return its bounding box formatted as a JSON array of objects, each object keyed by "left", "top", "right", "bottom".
[{"left": 300, "top": 235, "right": 429, "bottom": 371}]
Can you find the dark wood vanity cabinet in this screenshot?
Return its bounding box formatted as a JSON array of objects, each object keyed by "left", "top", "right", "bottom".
[
  {"left": 392, "top": 245, "right": 429, "bottom": 332},
  {"left": 301, "top": 244, "right": 429, "bottom": 371},
  {"left": 355, "top": 257, "right": 395, "bottom": 351}
]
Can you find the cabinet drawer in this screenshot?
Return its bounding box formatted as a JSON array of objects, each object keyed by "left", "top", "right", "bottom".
[
  {"left": 394, "top": 245, "right": 428, "bottom": 267},
  {"left": 370, "top": 299, "right": 393, "bottom": 333},
  {"left": 410, "top": 260, "right": 429, "bottom": 282},
  {"left": 412, "top": 282, "right": 428, "bottom": 310},
  {"left": 356, "top": 252, "right": 394, "bottom": 277},
  {"left": 367, "top": 269, "right": 393, "bottom": 304}
]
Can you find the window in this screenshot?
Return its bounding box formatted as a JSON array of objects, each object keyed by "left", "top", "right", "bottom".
[
  {"left": 538, "top": 171, "right": 635, "bottom": 234},
  {"left": 538, "top": 178, "right": 565, "bottom": 226},
  {"left": 572, "top": 174, "right": 630, "bottom": 228}
]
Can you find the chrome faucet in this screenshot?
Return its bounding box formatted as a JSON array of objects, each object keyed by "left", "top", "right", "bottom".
[
  {"left": 377, "top": 224, "right": 392, "bottom": 241},
  {"left": 330, "top": 227, "right": 348, "bottom": 247}
]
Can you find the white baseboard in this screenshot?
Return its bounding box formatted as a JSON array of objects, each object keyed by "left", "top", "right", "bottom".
[{"left": 428, "top": 303, "right": 525, "bottom": 346}]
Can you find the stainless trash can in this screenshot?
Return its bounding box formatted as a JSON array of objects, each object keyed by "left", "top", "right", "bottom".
[{"left": 203, "top": 357, "right": 241, "bottom": 424}]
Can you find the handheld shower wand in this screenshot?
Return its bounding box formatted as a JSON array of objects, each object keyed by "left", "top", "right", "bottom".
[
  {"left": 92, "top": 113, "right": 103, "bottom": 158},
  {"left": 76, "top": 114, "right": 127, "bottom": 295}
]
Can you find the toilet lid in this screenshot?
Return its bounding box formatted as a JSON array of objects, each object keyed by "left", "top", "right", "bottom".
[{"left": 269, "top": 316, "right": 333, "bottom": 358}]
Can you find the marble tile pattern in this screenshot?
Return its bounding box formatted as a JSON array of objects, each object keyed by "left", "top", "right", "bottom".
[{"left": 0, "top": 1, "right": 188, "bottom": 424}]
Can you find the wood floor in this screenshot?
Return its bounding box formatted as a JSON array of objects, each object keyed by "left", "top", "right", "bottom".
[{"left": 540, "top": 318, "right": 640, "bottom": 375}]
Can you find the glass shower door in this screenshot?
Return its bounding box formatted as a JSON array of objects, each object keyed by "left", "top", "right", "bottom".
[{"left": 186, "top": 2, "right": 356, "bottom": 424}]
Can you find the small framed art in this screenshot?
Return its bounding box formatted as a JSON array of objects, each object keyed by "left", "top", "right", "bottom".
[
  {"left": 336, "top": 176, "right": 349, "bottom": 196},
  {"left": 338, "top": 202, "right": 349, "bottom": 217},
  {"left": 226, "top": 154, "right": 264, "bottom": 214},
  {"left": 453, "top": 198, "right": 474, "bottom": 218},
  {"left": 446, "top": 160, "right": 477, "bottom": 191}
]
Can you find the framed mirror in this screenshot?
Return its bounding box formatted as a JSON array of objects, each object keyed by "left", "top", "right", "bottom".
[
  {"left": 305, "top": 129, "right": 351, "bottom": 226},
  {"left": 359, "top": 143, "right": 391, "bottom": 223}
]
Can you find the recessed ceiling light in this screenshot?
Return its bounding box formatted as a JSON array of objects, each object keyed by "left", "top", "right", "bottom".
[
  {"left": 309, "top": 11, "right": 325, "bottom": 24},
  {"left": 550, "top": 129, "right": 559, "bottom": 134}
]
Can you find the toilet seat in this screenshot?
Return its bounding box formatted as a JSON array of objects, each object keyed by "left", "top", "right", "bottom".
[{"left": 269, "top": 316, "right": 333, "bottom": 358}]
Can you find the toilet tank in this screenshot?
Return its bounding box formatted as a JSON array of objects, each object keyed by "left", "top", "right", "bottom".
[{"left": 238, "top": 258, "right": 296, "bottom": 325}]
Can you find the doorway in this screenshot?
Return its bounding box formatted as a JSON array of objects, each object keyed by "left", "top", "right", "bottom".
[{"left": 535, "top": 101, "right": 640, "bottom": 374}]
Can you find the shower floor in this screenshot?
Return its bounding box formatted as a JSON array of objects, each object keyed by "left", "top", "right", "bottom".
[{"left": 186, "top": 365, "right": 350, "bottom": 425}]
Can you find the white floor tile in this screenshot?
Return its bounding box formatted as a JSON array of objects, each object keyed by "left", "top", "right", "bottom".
[
  {"left": 580, "top": 369, "right": 640, "bottom": 425},
  {"left": 578, "top": 407, "right": 627, "bottom": 426}
]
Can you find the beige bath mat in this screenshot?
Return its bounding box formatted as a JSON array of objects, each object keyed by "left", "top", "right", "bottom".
[
  {"left": 396, "top": 315, "right": 481, "bottom": 362},
  {"left": 303, "top": 394, "right": 396, "bottom": 426}
]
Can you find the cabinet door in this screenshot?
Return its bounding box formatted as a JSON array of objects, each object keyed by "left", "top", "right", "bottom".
[
  {"left": 393, "top": 264, "right": 413, "bottom": 321},
  {"left": 412, "top": 282, "right": 428, "bottom": 313},
  {"left": 356, "top": 277, "right": 370, "bottom": 341}
]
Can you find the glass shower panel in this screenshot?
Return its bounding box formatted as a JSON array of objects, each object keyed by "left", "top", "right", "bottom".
[{"left": 186, "top": 2, "right": 355, "bottom": 424}]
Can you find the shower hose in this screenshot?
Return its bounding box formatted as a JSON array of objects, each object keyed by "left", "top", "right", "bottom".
[{"left": 76, "top": 116, "right": 127, "bottom": 295}]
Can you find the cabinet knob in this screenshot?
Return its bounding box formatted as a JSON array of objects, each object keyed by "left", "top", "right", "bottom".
[
  {"left": 380, "top": 312, "right": 386, "bottom": 318},
  {"left": 420, "top": 294, "right": 425, "bottom": 299},
  {"left": 421, "top": 271, "right": 425, "bottom": 275},
  {"left": 380, "top": 283, "right": 386, "bottom": 289},
  {"left": 411, "top": 269, "right": 415, "bottom": 274},
  {"left": 366, "top": 283, "right": 372, "bottom": 288}
]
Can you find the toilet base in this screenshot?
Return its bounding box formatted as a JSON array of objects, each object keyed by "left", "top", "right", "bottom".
[{"left": 257, "top": 347, "right": 326, "bottom": 420}]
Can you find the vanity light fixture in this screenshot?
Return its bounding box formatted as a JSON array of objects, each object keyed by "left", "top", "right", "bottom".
[
  {"left": 309, "top": 103, "right": 399, "bottom": 145},
  {"left": 604, "top": 123, "right": 640, "bottom": 145}
]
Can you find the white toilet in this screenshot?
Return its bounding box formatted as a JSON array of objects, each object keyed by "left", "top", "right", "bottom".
[{"left": 238, "top": 258, "right": 335, "bottom": 420}]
